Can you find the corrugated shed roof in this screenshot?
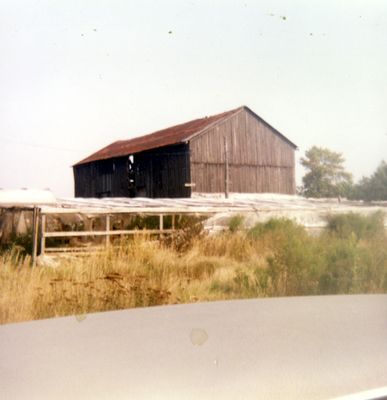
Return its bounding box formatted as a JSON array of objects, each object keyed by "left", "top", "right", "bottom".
[
  {"left": 0, "top": 189, "right": 57, "bottom": 207},
  {"left": 74, "top": 105, "right": 297, "bottom": 166},
  {"left": 75, "top": 107, "right": 242, "bottom": 166}
]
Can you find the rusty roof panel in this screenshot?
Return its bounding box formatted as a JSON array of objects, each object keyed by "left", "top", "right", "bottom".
[
  {"left": 75, "top": 107, "right": 242, "bottom": 166},
  {"left": 74, "top": 105, "right": 297, "bottom": 166}
]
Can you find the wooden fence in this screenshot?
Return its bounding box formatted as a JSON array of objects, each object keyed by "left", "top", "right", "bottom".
[{"left": 34, "top": 208, "right": 215, "bottom": 265}]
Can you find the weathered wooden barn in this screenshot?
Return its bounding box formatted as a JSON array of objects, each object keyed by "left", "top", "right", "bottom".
[{"left": 73, "top": 106, "right": 297, "bottom": 198}]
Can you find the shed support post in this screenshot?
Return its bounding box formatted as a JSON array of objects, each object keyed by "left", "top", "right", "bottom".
[
  {"left": 159, "top": 214, "right": 164, "bottom": 237},
  {"left": 171, "top": 214, "right": 175, "bottom": 243},
  {"left": 31, "top": 207, "right": 39, "bottom": 267},
  {"left": 105, "top": 215, "right": 110, "bottom": 248},
  {"left": 40, "top": 214, "right": 46, "bottom": 256},
  {"left": 171, "top": 214, "right": 175, "bottom": 230}
]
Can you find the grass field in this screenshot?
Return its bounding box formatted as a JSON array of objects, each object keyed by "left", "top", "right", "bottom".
[{"left": 1, "top": 213, "right": 386, "bottom": 324}]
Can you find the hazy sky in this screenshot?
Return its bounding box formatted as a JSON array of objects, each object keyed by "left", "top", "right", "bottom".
[{"left": 1, "top": 0, "right": 386, "bottom": 197}]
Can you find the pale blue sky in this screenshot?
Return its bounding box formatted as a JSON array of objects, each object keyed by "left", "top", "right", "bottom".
[{"left": 1, "top": 0, "right": 386, "bottom": 196}]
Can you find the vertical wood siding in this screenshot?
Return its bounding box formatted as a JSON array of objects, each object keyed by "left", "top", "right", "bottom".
[
  {"left": 74, "top": 157, "right": 130, "bottom": 197},
  {"left": 134, "top": 144, "right": 190, "bottom": 198},
  {"left": 189, "top": 108, "right": 296, "bottom": 194},
  {"left": 74, "top": 144, "right": 190, "bottom": 198}
]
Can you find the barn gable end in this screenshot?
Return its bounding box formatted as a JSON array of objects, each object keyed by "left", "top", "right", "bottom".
[{"left": 189, "top": 107, "right": 296, "bottom": 194}]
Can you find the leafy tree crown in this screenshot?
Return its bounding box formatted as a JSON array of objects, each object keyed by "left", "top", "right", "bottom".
[{"left": 300, "top": 146, "right": 352, "bottom": 198}]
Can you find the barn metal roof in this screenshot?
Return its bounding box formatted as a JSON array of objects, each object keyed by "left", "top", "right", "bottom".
[{"left": 74, "top": 106, "right": 297, "bottom": 166}]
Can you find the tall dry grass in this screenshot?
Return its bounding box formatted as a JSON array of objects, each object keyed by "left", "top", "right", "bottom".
[
  {"left": 1, "top": 213, "right": 386, "bottom": 324},
  {"left": 0, "top": 234, "right": 268, "bottom": 324}
]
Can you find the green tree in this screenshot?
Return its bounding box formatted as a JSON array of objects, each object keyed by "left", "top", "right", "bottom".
[
  {"left": 300, "top": 146, "right": 353, "bottom": 198},
  {"left": 351, "top": 161, "right": 387, "bottom": 201}
]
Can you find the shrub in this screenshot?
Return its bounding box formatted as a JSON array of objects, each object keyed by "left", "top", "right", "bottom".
[
  {"left": 317, "top": 237, "right": 358, "bottom": 294},
  {"left": 228, "top": 214, "right": 245, "bottom": 232},
  {"left": 248, "top": 218, "right": 304, "bottom": 240},
  {"left": 265, "top": 230, "right": 320, "bottom": 296},
  {"left": 169, "top": 215, "right": 206, "bottom": 252},
  {"left": 326, "top": 211, "right": 385, "bottom": 241}
]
